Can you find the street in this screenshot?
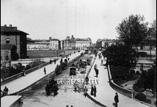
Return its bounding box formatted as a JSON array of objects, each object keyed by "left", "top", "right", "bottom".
[{"left": 20, "top": 54, "right": 101, "bottom": 107}]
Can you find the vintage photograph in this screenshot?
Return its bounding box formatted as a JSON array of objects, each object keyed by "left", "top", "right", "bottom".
[{"left": 1, "top": 0, "right": 156, "bottom": 107}]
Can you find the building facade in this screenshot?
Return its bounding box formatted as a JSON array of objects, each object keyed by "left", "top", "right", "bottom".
[
  {"left": 1, "top": 25, "right": 28, "bottom": 61},
  {"left": 27, "top": 43, "right": 49, "bottom": 50},
  {"left": 75, "top": 38, "right": 92, "bottom": 50},
  {"left": 96, "top": 39, "right": 118, "bottom": 48},
  {"left": 62, "top": 35, "right": 76, "bottom": 50},
  {"left": 62, "top": 35, "right": 92, "bottom": 50},
  {"left": 49, "top": 38, "right": 61, "bottom": 50}
]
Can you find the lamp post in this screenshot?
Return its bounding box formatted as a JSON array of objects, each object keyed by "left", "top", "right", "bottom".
[
  {"left": 148, "top": 35, "right": 152, "bottom": 60},
  {"left": 154, "top": 60, "right": 156, "bottom": 96}
]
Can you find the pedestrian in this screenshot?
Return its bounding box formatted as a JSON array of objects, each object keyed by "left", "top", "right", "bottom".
[
  {"left": 85, "top": 76, "right": 89, "bottom": 85},
  {"left": 60, "top": 58, "right": 63, "bottom": 64},
  {"left": 54, "top": 59, "right": 56, "bottom": 64},
  {"left": 74, "top": 82, "right": 77, "bottom": 92},
  {"left": 95, "top": 52, "right": 97, "bottom": 57},
  {"left": 49, "top": 59, "right": 52, "bottom": 64},
  {"left": 45, "top": 84, "right": 50, "bottom": 96},
  {"left": 93, "top": 85, "right": 97, "bottom": 97},
  {"left": 54, "top": 84, "right": 58, "bottom": 96},
  {"left": 94, "top": 68, "right": 99, "bottom": 77},
  {"left": 3, "top": 86, "right": 9, "bottom": 96},
  {"left": 105, "top": 59, "right": 108, "bottom": 67},
  {"left": 114, "top": 92, "right": 119, "bottom": 107},
  {"left": 101, "top": 59, "right": 103, "bottom": 65},
  {"left": 84, "top": 86, "right": 88, "bottom": 97},
  {"left": 94, "top": 64, "right": 97, "bottom": 70},
  {"left": 44, "top": 67, "right": 46, "bottom": 75},
  {"left": 90, "top": 85, "right": 94, "bottom": 96},
  {"left": 23, "top": 67, "right": 26, "bottom": 76},
  {"left": 98, "top": 53, "right": 101, "bottom": 59}
]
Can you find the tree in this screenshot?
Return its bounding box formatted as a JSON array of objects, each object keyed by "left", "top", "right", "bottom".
[
  {"left": 116, "top": 14, "right": 148, "bottom": 50},
  {"left": 146, "top": 20, "right": 156, "bottom": 59},
  {"left": 149, "top": 20, "right": 156, "bottom": 39},
  {"left": 11, "top": 45, "right": 19, "bottom": 60},
  {"left": 102, "top": 44, "right": 137, "bottom": 67}
]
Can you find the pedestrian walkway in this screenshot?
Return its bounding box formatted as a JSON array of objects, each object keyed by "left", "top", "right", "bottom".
[
  {"left": 87, "top": 52, "right": 150, "bottom": 107},
  {"left": 1, "top": 51, "right": 83, "bottom": 95}
]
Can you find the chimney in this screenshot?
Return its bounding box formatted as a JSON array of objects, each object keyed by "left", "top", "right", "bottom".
[
  {"left": 49, "top": 37, "right": 52, "bottom": 40},
  {"left": 9, "top": 24, "right": 12, "bottom": 27}
]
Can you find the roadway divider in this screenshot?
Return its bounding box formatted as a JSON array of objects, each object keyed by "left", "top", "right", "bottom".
[
  {"left": 81, "top": 54, "right": 97, "bottom": 88},
  {"left": 83, "top": 55, "right": 109, "bottom": 107}
]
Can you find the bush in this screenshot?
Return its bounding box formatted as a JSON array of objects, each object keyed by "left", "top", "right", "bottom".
[
  {"left": 110, "top": 66, "right": 130, "bottom": 81},
  {"left": 146, "top": 99, "right": 151, "bottom": 104},
  {"left": 29, "top": 61, "right": 45, "bottom": 68},
  {"left": 136, "top": 71, "right": 141, "bottom": 76},
  {"left": 135, "top": 93, "right": 146, "bottom": 102},
  {"left": 25, "top": 65, "right": 31, "bottom": 70},
  {"left": 1, "top": 61, "right": 45, "bottom": 79},
  {"left": 130, "top": 69, "right": 135, "bottom": 75},
  {"left": 133, "top": 84, "right": 145, "bottom": 92},
  {"left": 137, "top": 52, "right": 147, "bottom": 57}
]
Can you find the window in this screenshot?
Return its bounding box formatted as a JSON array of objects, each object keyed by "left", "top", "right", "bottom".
[
  {"left": 6, "top": 38, "right": 10, "bottom": 44},
  {"left": 5, "top": 55, "right": 9, "bottom": 60}
]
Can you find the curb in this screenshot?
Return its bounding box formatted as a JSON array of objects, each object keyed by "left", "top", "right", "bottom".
[{"left": 86, "top": 93, "right": 107, "bottom": 107}]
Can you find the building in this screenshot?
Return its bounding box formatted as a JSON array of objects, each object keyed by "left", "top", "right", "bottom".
[
  {"left": 1, "top": 24, "right": 28, "bottom": 63},
  {"left": 75, "top": 38, "right": 92, "bottom": 50},
  {"left": 61, "top": 35, "right": 92, "bottom": 50},
  {"left": 62, "top": 35, "right": 76, "bottom": 49},
  {"left": 96, "top": 39, "right": 119, "bottom": 48},
  {"left": 27, "top": 42, "right": 49, "bottom": 50},
  {"left": 49, "top": 38, "right": 61, "bottom": 50}
]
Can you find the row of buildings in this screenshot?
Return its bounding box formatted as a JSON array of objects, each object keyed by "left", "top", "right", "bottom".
[
  {"left": 27, "top": 35, "right": 92, "bottom": 50},
  {"left": 96, "top": 38, "right": 156, "bottom": 49},
  {"left": 95, "top": 39, "right": 120, "bottom": 49},
  {"left": 1, "top": 25, "right": 92, "bottom": 66}
]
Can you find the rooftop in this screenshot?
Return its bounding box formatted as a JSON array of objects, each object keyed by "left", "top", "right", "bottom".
[{"left": 1, "top": 24, "right": 28, "bottom": 35}]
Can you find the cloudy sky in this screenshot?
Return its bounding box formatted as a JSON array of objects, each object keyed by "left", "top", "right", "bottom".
[{"left": 1, "top": 0, "right": 156, "bottom": 43}]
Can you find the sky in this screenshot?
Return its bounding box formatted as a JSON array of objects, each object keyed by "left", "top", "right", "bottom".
[{"left": 1, "top": 0, "right": 156, "bottom": 43}]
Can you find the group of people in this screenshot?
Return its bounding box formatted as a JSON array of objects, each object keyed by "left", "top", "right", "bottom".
[
  {"left": 74, "top": 81, "right": 82, "bottom": 93},
  {"left": 49, "top": 59, "right": 57, "bottom": 64},
  {"left": 45, "top": 79, "right": 58, "bottom": 96},
  {"left": 90, "top": 85, "right": 97, "bottom": 97},
  {"left": 1, "top": 86, "right": 9, "bottom": 97}
]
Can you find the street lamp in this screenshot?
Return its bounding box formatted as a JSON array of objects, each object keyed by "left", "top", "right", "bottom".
[{"left": 148, "top": 36, "right": 152, "bottom": 60}]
